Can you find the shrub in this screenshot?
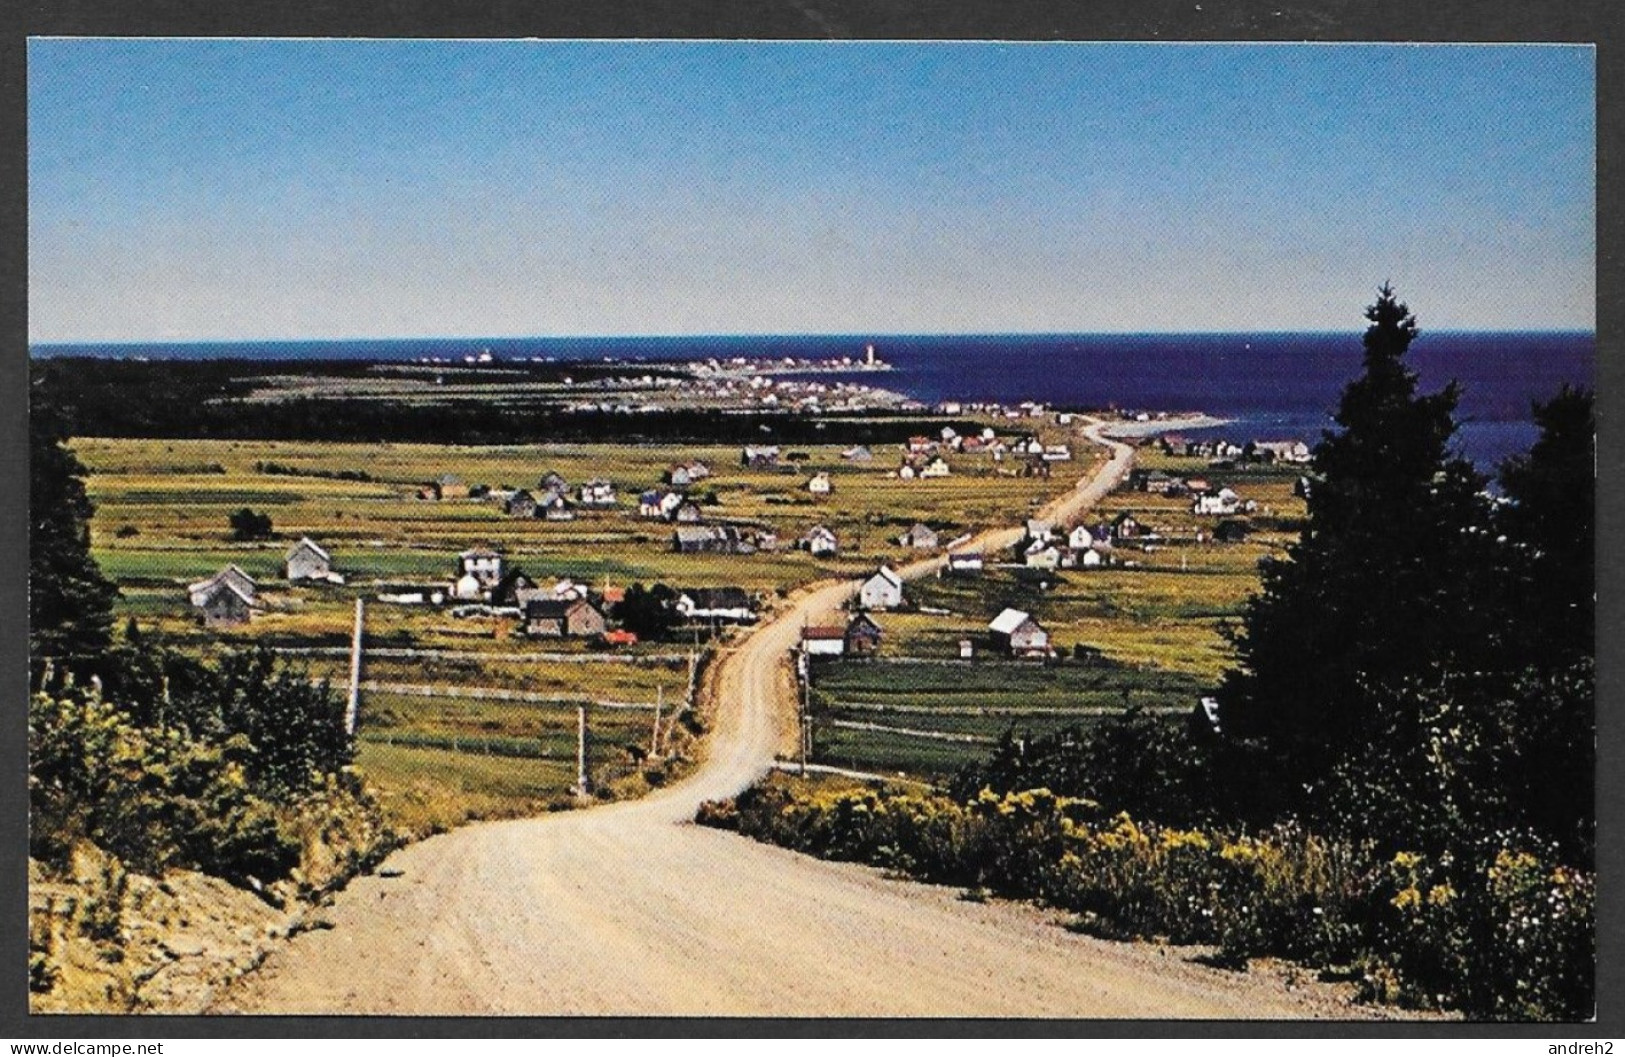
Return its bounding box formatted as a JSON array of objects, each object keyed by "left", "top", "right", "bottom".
[
  {"left": 29, "top": 691, "right": 299, "bottom": 881},
  {"left": 705, "top": 776, "right": 1593, "bottom": 1019},
  {"left": 227, "top": 507, "right": 274, "bottom": 541}
]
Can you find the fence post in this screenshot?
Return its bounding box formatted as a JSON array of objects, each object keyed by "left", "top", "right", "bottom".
[
  {"left": 574, "top": 704, "right": 590, "bottom": 795},
  {"left": 345, "top": 598, "right": 365, "bottom": 735}
]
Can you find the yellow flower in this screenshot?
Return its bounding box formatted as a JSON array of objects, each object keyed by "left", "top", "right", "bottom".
[
  {"left": 1391, "top": 886, "right": 1422, "bottom": 911},
  {"left": 1160, "top": 829, "right": 1212, "bottom": 852}
]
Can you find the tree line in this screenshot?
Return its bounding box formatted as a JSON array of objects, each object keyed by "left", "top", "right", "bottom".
[{"left": 29, "top": 357, "right": 976, "bottom": 447}]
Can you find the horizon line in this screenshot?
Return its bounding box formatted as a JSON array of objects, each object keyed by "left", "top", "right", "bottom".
[{"left": 29, "top": 326, "right": 1598, "bottom": 348}]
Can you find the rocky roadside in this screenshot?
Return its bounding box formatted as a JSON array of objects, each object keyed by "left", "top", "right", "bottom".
[{"left": 27, "top": 843, "right": 362, "bottom": 1014}]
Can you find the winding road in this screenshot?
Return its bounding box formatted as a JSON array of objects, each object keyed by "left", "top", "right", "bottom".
[{"left": 219, "top": 422, "right": 1373, "bottom": 1017}]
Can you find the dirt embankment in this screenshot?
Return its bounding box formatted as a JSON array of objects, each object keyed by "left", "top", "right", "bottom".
[{"left": 29, "top": 845, "right": 322, "bottom": 1014}]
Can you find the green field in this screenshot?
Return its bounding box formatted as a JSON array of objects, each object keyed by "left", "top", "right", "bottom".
[
  {"left": 75, "top": 429, "right": 1074, "bottom": 826},
  {"left": 802, "top": 449, "right": 1308, "bottom": 778},
  {"left": 806, "top": 656, "right": 1201, "bottom": 778},
  {"left": 354, "top": 742, "right": 580, "bottom": 838},
  {"left": 75, "top": 430, "right": 1301, "bottom": 816}
]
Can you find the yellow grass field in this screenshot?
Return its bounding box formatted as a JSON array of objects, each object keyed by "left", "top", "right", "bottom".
[{"left": 75, "top": 429, "right": 1081, "bottom": 823}]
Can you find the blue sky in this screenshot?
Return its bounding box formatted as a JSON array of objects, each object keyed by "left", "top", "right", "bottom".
[{"left": 28, "top": 40, "right": 1594, "bottom": 341}]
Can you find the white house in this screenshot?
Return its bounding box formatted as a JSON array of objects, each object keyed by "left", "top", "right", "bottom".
[
  {"left": 807, "top": 472, "right": 833, "bottom": 496},
  {"left": 639, "top": 489, "right": 680, "bottom": 519},
  {"left": 578, "top": 479, "right": 617, "bottom": 508},
  {"left": 920, "top": 456, "right": 951, "bottom": 478},
  {"left": 542, "top": 494, "right": 576, "bottom": 521},
  {"left": 803, "top": 525, "right": 839, "bottom": 557},
  {"left": 989, "top": 608, "right": 1051, "bottom": 657},
  {"left": 1026, "top": 519, "right": 1055, "bottom": 543},
  {"left": 188, "top": 565, "right": 257, "bottom": 608},
  {"left": 742, "top": 444, "right": 781, "bottom": 469},
  {"left": 899, "top": 523, "right": 939, "bottom": 549},
  {"left": 453, "top": 547, "right": 504, "bottom": 599},
  {"left": 1067, "top": 524, "right": 1097, "bottom": 551},
  {"left": 1042, "top": 445, "right": 1073, "bottom": 462},
  {"left": 858, "top": 566, "right": 905, "bottom": 610},
  {"left": 946, "top": 551, "right": 984, "bottom": 575},
  {"left": 1193, "top": 488, "right": 1244, "bottom": 517},
  {"left": 1253, "top": 439, "right": 1312, "bottom": 463},
  {"left": 675, "top": 588, "right": 757, "bottom": 624},
  {"left": 1024, "top": 540, "right": 1062, "bottom": 569}
]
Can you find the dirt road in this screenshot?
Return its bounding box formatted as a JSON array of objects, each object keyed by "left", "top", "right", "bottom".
[{"left": 219, "top": 422, "right": 1373, "bottom": 1017}]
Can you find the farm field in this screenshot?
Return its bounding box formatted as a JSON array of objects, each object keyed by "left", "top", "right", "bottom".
[
  {"left": 802, "top": 448, "right": 1308, "bottom": 778},
  {"left": 73, "top": 427, "right": 1081, "bottom": 822},
  {"left": 77, "top": 432, "right": 1085, "bottom": 607}
]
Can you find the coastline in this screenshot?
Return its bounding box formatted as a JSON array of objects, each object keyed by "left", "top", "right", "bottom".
[{"left": 1099, "top": 413, "right": 1235, "bottom": 439}]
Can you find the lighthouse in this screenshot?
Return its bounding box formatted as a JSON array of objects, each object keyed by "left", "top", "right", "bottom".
[{"left": 865, "top": 343, "right": 876, "bottom": 366}]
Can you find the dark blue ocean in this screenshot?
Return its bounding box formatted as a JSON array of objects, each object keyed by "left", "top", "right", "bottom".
[{"left": 32, "top": 331, "right": 1593, "bottom": 472}]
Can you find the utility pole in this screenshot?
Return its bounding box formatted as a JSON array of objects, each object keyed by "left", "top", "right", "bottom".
[
  {"left": 798, "top": 648, "right": 811, "bottom": 776},
  {"left": 345, "top": 598, "right": 365, "bottom": 736},
  {"left": 574, "top": 704, "right": 590, "bottom": 796},
  {"left": 650, "top": 685, "right": 663, "bottom": 759}
]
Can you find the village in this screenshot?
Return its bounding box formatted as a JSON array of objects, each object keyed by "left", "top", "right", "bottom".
[{"left": 130, "top": 408, "right": 1313, "bottom": 795}]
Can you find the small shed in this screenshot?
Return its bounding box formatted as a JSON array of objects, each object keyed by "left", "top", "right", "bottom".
[
  {"left": 1111, "top": 512, "right": 1144, "bottom": 540},
  {"left": 285, "top": 538, "right": 335, "bottom": 582},
  {"left": 989, "top": 608, "right": 1051, "bottom": 657},
  {"left": 524, "top": 597, "right": 606, "bottom": 639},
  {"left": 196, "top": 578, "right": 254, "bottom": 628},
  {"left": 505, "top": 489, "right": 539, "bottom": 518},
  {"left": 801, "top": 625, "right": 847, "bottom": 657},
  {"left": 845, "top": 612, "right": 884, "bottom": 655}
]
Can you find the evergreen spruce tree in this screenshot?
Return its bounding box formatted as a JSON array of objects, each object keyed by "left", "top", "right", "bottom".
[
  {"left": 1498, "top": 385, "right": 1594, "bottom": 666},
  {"left": 30, "top": 382, "right": 118, "bottom": 664},
  {"left": 1219, "top": 285, "right": 1502, "bottom": 811},
  {"left": 1495, "top": 386, "right": 1595, "bottom": 860}
]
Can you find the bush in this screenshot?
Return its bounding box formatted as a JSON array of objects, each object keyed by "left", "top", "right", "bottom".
[
  {"left": 29, "top": 691, "right": 299, "bottom": 881},
  {"left": 228, "top": 507, "right": 274, "bottom": 541},
  {"left": 705, "top": 776, "right": 1593, "bottom": 1019}
]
